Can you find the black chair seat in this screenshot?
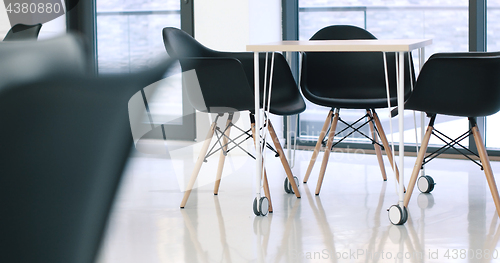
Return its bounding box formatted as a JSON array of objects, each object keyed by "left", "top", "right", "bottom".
[
  {"left": 267, "top": 93, "right": 306, "bottom": 115},
  {"left": 302, "top": 86, "right": 412, "bottom": 109}
]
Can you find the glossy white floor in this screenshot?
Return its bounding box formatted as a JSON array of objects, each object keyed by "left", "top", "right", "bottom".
[{"left": 97, "top": 139, "right": 500, "bottom": 263}]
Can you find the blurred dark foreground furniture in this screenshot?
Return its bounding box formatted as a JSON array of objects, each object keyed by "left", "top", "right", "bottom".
[
  {"left": 0, "top": 34, "right": 87, "bottom": 88},
  {"left": 0, "top": 35, "right": 173, "bottom": 262}
]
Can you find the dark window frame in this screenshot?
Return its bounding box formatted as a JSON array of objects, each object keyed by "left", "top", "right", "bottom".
[
  {"left": 68, "top": 0, "right": 196, "bottom": 141},
  {"left": 282, "top": 0, "right": 500, "bottom": 157}
]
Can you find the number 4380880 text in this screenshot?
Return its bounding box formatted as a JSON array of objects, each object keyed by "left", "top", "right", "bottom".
[{"left": 6, "top": 3, "right": 62, "bottom": 14}]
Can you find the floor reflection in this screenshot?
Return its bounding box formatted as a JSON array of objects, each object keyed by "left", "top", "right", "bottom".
[
  {"left": 97, "top": 145, "right": 500, "bottom": 263},
  {"left": 274, "top": 195, "right": 302, "bottom": 263},
  {"left": 302, "top": 184, "right": 337, "bottom": 262},
  {"left": 214, "top": 197, "right": 233, "bottom": 263}
]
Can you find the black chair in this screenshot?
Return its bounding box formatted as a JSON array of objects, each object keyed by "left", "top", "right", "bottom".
[
  {"left": 0, "top": 58, "right": 173, "bottom": 263},
  {"left": 3, "top": 23, "right": 42, "bottom": 41},
  {"left": 399, "top": 52, "right": 500, "bottom": 222},
  {"left": 162, "top": 27, "right": 306, "bottom": 213},
  {"left": 0, "top": 34, "right": 87, "bottom": 88},
  {"left": 300, "top": 25, "right": 414, "bottom": 195}
]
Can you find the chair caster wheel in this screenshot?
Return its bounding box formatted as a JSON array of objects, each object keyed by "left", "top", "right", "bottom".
[
  {"left": 417, "top": 175, "right": 435, "bottom": 193},
  {"left": 284, "top": 176, "right": 299, "bottom": 194},
  {"left": 388, "top": 204, "right": 408, "bottom": 225},
  {"left": 253, "top": 197, "right": 269, "bottom": 216}
]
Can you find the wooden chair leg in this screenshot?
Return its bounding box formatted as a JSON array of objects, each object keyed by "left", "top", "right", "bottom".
[
  {"left": 316, "top": 110, "right": 339, "bottom": 195},
  {"left": 267, "top": 120, "right": 301, "bottom": 198},
  {"left": 250, "top": 116, "right": 273, "bottom": 212},
  {"left": 404, "top": 125, "right": 433, "bottom": 207},
  {"left": 372, "top": 111, "right": 402, "bottom": 185},
  {"left": 214, "top": 114, "right": 233, "bottom": 195},
  {"left": 180, "top": 121, "right": 217, "bottom": 208},
  {"left": 472, "top": 125, "right": 500, "bottom": 218},
  {"left": 368, "top": 110, "right": 387, "bottom": 181},
  {"left": 262, "top": 169, "right": 273, "bottom": 213},
  {"left": 303, "top": 110, "right": 333, "bottom": 183}
]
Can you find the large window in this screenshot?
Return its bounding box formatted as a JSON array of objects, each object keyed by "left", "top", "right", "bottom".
[
  {"left": 486, "top": 0, "right": 500, "bottom": 149},
  {"left": 96, "top": 1, "right": 179, "bottom": 73},
  {"left": 96, "top": 0, "right": 194, "bottom": 140},
  {"left": 297, "top": 0, "right": 470, "bottom": 149}
]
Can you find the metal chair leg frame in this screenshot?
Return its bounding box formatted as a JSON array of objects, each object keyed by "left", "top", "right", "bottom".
[
  {"left": 267, "top": 120, "right": 301, "bottom": 198},
  {"left": 331, "top": 114, "right": 383, "bottom": 148},
  {"left": 180, "top": 120, "right": 217, "bottom": 208},
  {"left": 251, "top": 115, "right": 274, "bottom": 212},
  {"left": 214, "top": 113, "right": 234, "bottom": 195},
  {"left": 303, "top": 109, "right": 333, "bottom": 183},
  {"left": 316, "top": 109, "right": 340, "bottom": 195},
  {"left": 368, "top": 110, "right": 388, "bottom": 181},
  {"left": 205, "top": 122, "right": 253, "bottom": 161}
]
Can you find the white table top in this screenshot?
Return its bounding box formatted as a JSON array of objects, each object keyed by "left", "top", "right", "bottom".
[{"left": 246, "top": 39, "right": 432, "bottom": 52}]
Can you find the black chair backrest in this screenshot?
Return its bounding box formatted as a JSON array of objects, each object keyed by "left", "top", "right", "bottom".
[
  {"left": 162, "top": 27, "right": 254, "bottom": 113},
  {"left": 301, "top": 25, "right": 413, "bottom": 104},
  {"left": 162, "top": 27, "right": 305, "bottom": 116},
  {"left": 162, "top": 27, "right": 217, "bottom": 58},
  {"left": 0, "top": 34, "right": 87, "bottom": 89},
  {"left": 311, "top": 24, "right": 376, "bottom": 40},
  {"left": 3, "top": 23, "right": 42, "bottom": 41},
  {"left": 0, "top": 59, "right": 173, "bottom": 263},
  {"left": 406, "top": 52, "right": 500, "bottom": 117}
]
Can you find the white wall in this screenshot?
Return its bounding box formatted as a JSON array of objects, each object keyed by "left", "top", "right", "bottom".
[
  {"left": 248, "top": 0, "right": 281, "bottom": 45},
  {"left": 194, "top": 0, "right": 250, "bottom": 52},
  {"left": 0, "top": 3, "right": 11, "bottom": 38},
  {"left": 193, "top": 0, "right": 283, "bottom": 141},
  {"left": 36, "top": 15, "right": 67, "bottom": 40},
  {"left": 194, "top": 0, "right": 281, "bottom": 50}
]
